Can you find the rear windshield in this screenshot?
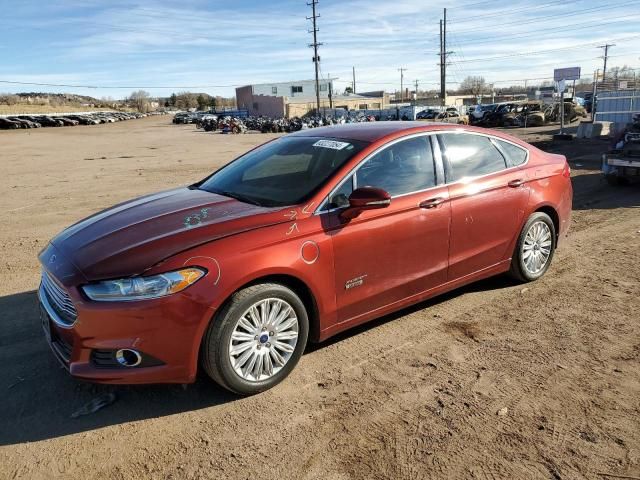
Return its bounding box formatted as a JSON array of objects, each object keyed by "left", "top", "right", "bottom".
[{"left": 199, "top": 136, "right": 368, "bottom": 207}]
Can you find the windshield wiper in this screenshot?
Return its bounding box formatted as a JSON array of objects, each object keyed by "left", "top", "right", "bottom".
[{"left": 210, "top": 189, "right": 263, "bottom": 207}]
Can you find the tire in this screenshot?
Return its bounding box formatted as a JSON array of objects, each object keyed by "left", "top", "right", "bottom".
[
  {"left": 201, "top": 283, "right": 309, "bottom": 395},
  {"left": 509, "top": 212, "right": 556, "bottom": 282}
]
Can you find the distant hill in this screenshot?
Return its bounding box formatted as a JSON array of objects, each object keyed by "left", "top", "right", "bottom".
[
  {"left": 14, "top": 92, "right": 103, "bottom": 104},
  {"left": 0, "top": 92, "right": 125, "bottom": 115}
]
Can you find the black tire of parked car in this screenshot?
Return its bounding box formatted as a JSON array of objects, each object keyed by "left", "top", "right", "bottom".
[
  {"left": 509, "top": 212, "right": 556, "bottom": 282},
  {"left": 201, "top": 282, "right": 309, "bottom": 395}
]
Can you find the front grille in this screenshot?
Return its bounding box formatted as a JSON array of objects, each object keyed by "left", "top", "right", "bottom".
[{"left": 41, "top": 270, "right": 78, "bottom": 325}]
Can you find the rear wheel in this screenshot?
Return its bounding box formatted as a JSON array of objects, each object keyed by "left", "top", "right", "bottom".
[
  {"left": 510, "top": 212, "right": 556, "bottom": 282},
  {"left": 201, "top": 283, "right": 309, "bottom": 395}
]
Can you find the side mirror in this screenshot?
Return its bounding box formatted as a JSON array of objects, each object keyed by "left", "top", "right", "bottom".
[{"left": 340, "top": 187, "right": 391, "bottom": 221}]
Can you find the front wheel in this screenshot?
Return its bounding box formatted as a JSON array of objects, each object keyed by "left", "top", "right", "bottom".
[
  {"left": 201, "top": 283, "right": 309, "bottom": 395},
  {"left": 509, "top": 212, "right": 556, "bottom": 282}
]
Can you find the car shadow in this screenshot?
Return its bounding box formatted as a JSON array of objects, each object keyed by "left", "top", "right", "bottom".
[
  {"left": 0, "top": 290, "right": 237, "bottom": 446},
  {"left": 570, "top": 169, "right": 640, "bottom": 211},
  {"left": 306, "top": 274, "right": 518, "bottom": 353},
  {"left": 0, "top": 274, "right": 518, "bottom": 446}
]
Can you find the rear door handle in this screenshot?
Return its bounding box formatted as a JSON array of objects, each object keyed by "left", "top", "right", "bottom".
[
  {"left": 508, "top": 179, "right": 525, "bottom": 188},
  {"left": 419, "top": 197, "right": 445, "bottom": 209}
]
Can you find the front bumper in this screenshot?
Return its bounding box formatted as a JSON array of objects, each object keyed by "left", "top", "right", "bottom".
[{"left": 38, "top": 273, "right": 215, "bottom": 385}]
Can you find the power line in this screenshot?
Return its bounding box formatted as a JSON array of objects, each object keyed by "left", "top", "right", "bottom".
[
  {"left": 448, "top": 35, "right": 640, "bottom": 64},
  {"left": 448, "top": 0, "right": 499, "bottom": 10},
  {"left": 451, "top": 16, "right": 640, "bottom": 46},
  {"left": 450, "top": 0, "right": 640, "bottom": 30},
  {"left": 448, "top": 0, "right": 571, "bottom": 22}
]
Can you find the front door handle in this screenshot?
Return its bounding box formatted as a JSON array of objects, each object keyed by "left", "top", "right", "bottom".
[
  {"left": 419, "top": 197, "right": 445, "bottom": 209},
  {"left": 508, "top": 179, "right": 525, "bottom": 188}
]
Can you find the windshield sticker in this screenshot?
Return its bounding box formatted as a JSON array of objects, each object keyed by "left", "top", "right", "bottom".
[{"left": 313, "top": 140, "right": 351, "bottom": 150}]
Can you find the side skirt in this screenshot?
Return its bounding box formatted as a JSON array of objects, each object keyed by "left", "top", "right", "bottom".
[{"left": 318, "top": 260, "right": 511, "bottom": 342}]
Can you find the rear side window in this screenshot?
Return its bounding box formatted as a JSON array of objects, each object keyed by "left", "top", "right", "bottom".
[
  {"left": 439, "top": 133, "right": 507, "bottom": 182},
  {"left": 495, "top": 139, "right": 528, "bottom": 166}
]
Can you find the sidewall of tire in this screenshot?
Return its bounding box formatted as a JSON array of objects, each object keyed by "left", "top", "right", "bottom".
[
  {"left": 202, "top": 283, "right": 309, "bottom": 395},
  {"left": 511, "top": 212, "right": 556, "bottom": 282}
]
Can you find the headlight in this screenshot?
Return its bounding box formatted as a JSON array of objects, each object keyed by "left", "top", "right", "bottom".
[{"left": 82, "top": 267, "right": 206, "bottom": 302}]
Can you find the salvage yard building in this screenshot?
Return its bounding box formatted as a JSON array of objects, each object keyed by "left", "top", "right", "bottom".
[{"left": 236, "top": 79, "right": 387, "bottom": 118}]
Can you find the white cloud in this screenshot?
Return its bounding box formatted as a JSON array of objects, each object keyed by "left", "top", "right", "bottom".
[{"left": 0, "top": 0, "right": 638, "bottom": 98}]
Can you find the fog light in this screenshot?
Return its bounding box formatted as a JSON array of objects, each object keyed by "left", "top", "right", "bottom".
[{"left": 115, "top": 349, "right": 142, "bottom": 367}]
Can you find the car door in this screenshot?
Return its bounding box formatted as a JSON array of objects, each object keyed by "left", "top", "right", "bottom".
[
  {"left": 322, "top": 134, "right": 451, "bottom": 323},
  {"left": 438, "top": 132, "right": 530, "bottom": 280}
]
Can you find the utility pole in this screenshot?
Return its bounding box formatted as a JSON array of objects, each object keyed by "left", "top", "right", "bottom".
[
  {"left": 438, "top": 8, "right": 451, "bottom": 107},
  {"left": 307, "top": 0, "right": 322, "bottom": 117},
  {"left": 352, "top": 66, "right": 356, "bottom": 94},
  {"left": 598, "top": 43, "right": 615, "bottom": 89},
  {"left": 414, "top": 79, "right": 419, "bottom": 105},
  {"left": 592, "top": 69, "right": 599, "bottom": 119},
  {"left": 398, "top": 68, "right": 407, "bottom": 102}
]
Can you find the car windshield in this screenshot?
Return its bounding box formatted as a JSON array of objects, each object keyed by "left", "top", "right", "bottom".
[{"left": 198, "top": 136, "right": 368, "bottom": 207}]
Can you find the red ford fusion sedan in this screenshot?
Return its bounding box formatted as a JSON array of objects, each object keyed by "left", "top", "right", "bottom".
[{"left": 39, "top": 122, "right": 572, "bottom": 395}]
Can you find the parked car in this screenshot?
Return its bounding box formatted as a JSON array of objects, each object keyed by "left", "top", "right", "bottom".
[
  {"left": 469, "top": 104, "right": 498, "bottom": 125},
  {"left": 52, "top": 117, "right": 80, "bottom": 126},
  {"left": 7, "top": 116, "right": 41, "bottom": 128},
  {"left": 34, "top": 115, "right": 64, "bottom": 127},
  {"left": 434, "top": 110, "right": 469, "bottom": 124},
  {"left": 38, "top": 122, "right": 572, "bottom": 395},
  {"left": 173, "top": 112, "right": 189, "bottom": 124},
  {"left": 0, "top": 117, "right": 22, "bottom": 129},
  {"left": 416, "top": 109, "right": 439, "bottom": 120},
  {"left": 483, "top": 103, "right": 522, "bottom": 127}
]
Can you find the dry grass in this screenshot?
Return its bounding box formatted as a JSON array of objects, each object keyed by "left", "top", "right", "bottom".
[{"left": 0, "top": 105, "right": 111, "bottom": 115}]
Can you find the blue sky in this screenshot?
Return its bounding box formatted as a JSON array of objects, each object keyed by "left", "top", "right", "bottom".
[{"left": 1, "top": 0, "right": 639, "bottom": 99}]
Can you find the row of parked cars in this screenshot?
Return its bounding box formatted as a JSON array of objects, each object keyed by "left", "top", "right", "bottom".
[
  {"left": 469, "top": 101, "right": 587, "bottom": 128},
  {"left": 0, "top": 111, "right": 164, "bottom": 130}
]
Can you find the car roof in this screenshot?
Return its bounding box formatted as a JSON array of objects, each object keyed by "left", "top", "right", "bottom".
[
  {"left": 288, "top": 121, "right": 456, "bottom": 142},
  {"left": 288, "top": 121, "right": 534, "bottom": 149}
]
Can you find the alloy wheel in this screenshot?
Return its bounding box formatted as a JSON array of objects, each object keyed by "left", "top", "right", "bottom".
[
  {"left": 522, "top": 220, "right": 552, "bottom": 275},
  {"left": 228, "top": 298, "right": 299, "bottom": 382}
]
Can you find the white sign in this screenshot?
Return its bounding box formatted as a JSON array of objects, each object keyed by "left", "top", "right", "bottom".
[
  {"left": 313, "top": 140, "right": 351, "bottom": 150},
  {"left": 619, "top": 80, "right": 628, "bottom": 89},
  {"left": 554, "top": 67, "right": 581, "bottom": 82}
]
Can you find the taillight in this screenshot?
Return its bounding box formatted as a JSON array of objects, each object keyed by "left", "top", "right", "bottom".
[{"left": 562, "top": 160, "right": 571, "bottom": 178}]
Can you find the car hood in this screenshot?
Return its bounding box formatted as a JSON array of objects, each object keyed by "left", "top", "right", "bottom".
[{"left": 51, "top": 187, "right": 287, "bottom": 281}]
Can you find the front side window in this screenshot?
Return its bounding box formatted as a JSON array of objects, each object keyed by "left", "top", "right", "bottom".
[
  {"left": 356, "top": 136, "right": 436, "bottom": 197},
  {"left": 439, "top": 133, "right": 507, "bottom": 182},
  {"left": 328, "top": 175, "right": 354, "bottom": 209},
  {"left": 199, "top": 137, "right": 367, "bottom": 207}
]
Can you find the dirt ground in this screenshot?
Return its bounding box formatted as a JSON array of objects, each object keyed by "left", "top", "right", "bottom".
[{"left": 1, "top": 117, "right": 639, "bottom": 480}]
